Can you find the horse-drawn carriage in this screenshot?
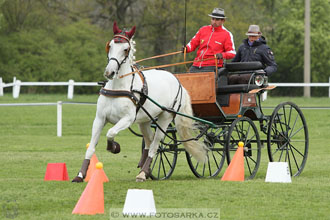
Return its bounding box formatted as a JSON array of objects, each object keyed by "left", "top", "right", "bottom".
[
  {"left": 73, "top": 22, "right": 308, "bottom": 183},
  {"left": 143, "top": 62, "right": 308, "bottom": 181}
]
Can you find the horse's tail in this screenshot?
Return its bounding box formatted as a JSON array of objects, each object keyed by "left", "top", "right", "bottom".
[{"left": 174, "top": 90, "right": 208, "bottom": 163}]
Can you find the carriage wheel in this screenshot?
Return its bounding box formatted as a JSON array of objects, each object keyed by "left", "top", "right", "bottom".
[
  {"left": 267, "top": 102, "right": 308, "bottom": 177},
  {"left": 186, "top": 125, "right": 227, "bottom": 178},
  {"left": 226, "top": 117, "right": 261, "bottom": 180},
  {"left": 141, "top": 124, "right": 178, "bottom": 180}
]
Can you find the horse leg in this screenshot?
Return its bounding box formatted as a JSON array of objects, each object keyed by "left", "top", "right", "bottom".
[
  {"left": 72, "top": 115, "right": 105, "bottom": 182},
  {"left": 107, "top": 140, "right": 121, "bottom": 154},
  {"left": 137, "top": 122, "right": 154, "bottom": 168},
  {"left": 136, "top": 113, "right": 173, "bottom": 182},
  {"left": 106, "top": 116, "right": 134, "bottom": 152}
]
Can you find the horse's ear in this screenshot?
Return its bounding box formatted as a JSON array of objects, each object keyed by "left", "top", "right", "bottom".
[
  {"left": 126, "top": 26, "right": 136, "bottom": 39},
  {"left": 113, "top": 21, "right": 122, "bottom": 35}
]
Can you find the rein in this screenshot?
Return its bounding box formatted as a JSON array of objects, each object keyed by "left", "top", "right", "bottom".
[
  {"left": 120, "top": 56, "right": 218, "bottom": 79},
  {"left": 131, "top": 92, "right": 212, "bottom": 143},
  {"left": 135, "top": 51, "right": 182, "bottom": 63}
]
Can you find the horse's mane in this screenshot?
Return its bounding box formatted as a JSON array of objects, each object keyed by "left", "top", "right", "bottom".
[{"left": 129, "top": 38, "right": 136, "bottom": 65}]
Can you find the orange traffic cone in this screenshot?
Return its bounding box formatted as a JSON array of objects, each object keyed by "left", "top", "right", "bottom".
[
  {"left": 221, "top": 141, "right": 245, "bottom": 181},
  {"left": 72, "top": 162, "right": 105, "bottom": 215},
  {"left": 84, "top": 144, "right": 109, "bottom": 182},
  {"left": 85, "top": 154, "right": 98, "bottom": 181}
]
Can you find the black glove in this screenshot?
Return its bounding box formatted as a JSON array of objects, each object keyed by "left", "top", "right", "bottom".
[
  {"left": 182, "top": 46, "right": 186, "bottom": 53},
  {"left": 216, "top": 53, "right": 223, "bottom": 59}
]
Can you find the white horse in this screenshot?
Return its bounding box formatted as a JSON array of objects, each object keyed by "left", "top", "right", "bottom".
[{"left": 72, "top": 21, "right": 207, "bottom": 182}]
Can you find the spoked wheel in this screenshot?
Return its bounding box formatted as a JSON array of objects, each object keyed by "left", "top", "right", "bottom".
[
  {"left": 186, "top": 125, "right": 227, "bottom": 178},
  {"left": 267, "top": 102, "right": 308, "bottom": 177},
  {"left": 226, "top": 117, "right": 261, "bottom": 180},
  {"left": 141, "top": 123, "right": 178, "bottom": 180}
]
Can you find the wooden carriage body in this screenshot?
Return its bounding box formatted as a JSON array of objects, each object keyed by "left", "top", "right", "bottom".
[{"left": 174, "top": 71, "right": 262, "bottom": 122}]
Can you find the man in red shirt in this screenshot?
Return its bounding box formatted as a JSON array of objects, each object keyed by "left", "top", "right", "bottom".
[{"left": 184, "top": 8, "right": 236, "bottom": 73}]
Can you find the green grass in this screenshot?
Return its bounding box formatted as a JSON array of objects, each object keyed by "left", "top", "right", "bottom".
[{"left": 0, "top": 94, "right": 330, "bottom": 219}]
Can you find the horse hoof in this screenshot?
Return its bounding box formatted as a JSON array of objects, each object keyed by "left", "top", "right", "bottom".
[
  {"left": 107, "top": 140, "right": 121, "bottom": 154},
  {"left": 72, "top": 176, "right": 84, "bottom": 183},
  {"left": 136, "top": 172, "right": 146, "bottom": 182}
]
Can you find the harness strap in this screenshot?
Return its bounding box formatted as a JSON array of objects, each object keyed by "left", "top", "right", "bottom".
[
  {"left": 131, "top": 66, "right": 148, "bottom": 114},
  {"left": 109, "top": 57, "right": 121, "bottom": 68},
  {"left": 99, "top": 67, "right": 148, "bottom": 117},
  {"left": 99, "top": 88, "right": 139, "bottom": 104},
  {"left": 171, "top": 78, "right": 183, "bottom": 115}
]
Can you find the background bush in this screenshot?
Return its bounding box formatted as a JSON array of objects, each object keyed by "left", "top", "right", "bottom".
[{"left": 0, "top": 0, "right": 329, "bottom": 96}]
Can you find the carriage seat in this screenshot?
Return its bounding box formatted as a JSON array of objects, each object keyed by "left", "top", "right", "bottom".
[
  {"left": 216, "top": 62, "right": 265, "bottom": 107},
  {"left": 225, "top": 61, "right": 263, "bottom": 72},
  {"left": 216, "top": 61, "right": 265, "bottom": 94}
]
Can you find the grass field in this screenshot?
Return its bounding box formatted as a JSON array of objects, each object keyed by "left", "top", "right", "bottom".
[{"left": 1, "top": 94, "right": 330, "bottom": 220}]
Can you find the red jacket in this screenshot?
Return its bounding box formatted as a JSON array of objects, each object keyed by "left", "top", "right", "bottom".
[{"left": 186, "top": 25, "right": 236, "bottom": 67}]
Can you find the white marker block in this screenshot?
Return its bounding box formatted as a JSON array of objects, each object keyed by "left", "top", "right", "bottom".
[
  {"left": 123, "top": 189, "right": 156, "bottom": 216},
  {"left": 265, "top": 162, "right": 292, "bottom": 183}
]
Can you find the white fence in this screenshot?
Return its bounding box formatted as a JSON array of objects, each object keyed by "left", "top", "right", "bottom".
[
  {"left": 1, "top": 77, "right": 330, "bottom": 98},
  {"left": 0, "top": 77, "right": 98, "bottom": 99},
  {"left": 0, "top": 101, "right": 96, "bottom": 137},
  {"left": 0, "top": 101, "right": 327, "bottom": 138}
]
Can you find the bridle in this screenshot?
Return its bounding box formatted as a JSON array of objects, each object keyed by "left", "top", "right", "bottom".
[{"left": 106, "top": 34, "right": 131, "bottom": 73}]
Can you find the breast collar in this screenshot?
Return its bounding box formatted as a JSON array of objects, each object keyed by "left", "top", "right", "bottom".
[{"left": 99, "top": 65, "right": 148, "bottom": 115}]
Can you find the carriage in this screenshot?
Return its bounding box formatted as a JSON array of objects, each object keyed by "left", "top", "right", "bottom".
[
  {"left": 141, "top": 61, "right": 309, "bottom": 181},
  {"left": 73, "top": 22, "right": 308, "bottom": 183}
]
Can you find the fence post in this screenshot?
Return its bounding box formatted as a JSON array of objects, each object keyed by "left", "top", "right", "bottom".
[
  {"left": 57, "top": 101, "right": 62, "bottom": 137},
  {"left": 262, "top": 91, "right": 267, "bottom": 101},
  {"left": 67, "top": 79, "right": 74, "bottom": 99},
  {"left": 0, "top": 77, "right": 3, "bottom": 96},
  {"left": 13, "top": 77, "right": 21, "bottom": 99}
]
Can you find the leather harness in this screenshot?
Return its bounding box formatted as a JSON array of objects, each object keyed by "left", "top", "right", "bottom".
[
  {"left": 100, "top": 65, "right": 148, "bottom": 115},
  {"left": 101, "top": 34, "right": 182, "bottom": 120}
]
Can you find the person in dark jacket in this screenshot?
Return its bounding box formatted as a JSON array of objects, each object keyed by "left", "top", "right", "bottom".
[{"left": 229, "top": 25, "right": 277, "bottom": 84}]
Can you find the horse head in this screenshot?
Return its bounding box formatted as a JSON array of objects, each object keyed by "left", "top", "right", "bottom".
[{"left": 104, "top": 21, "right": 136, "bottom": 80}]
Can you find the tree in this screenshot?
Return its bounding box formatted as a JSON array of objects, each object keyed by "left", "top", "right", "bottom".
[
  {"left": 0, "top": 0, "right": 4, "bottom": 30},
  {"left": 0, "top": 0, "right": 329, "bottom": 96},
  {"left": 271, "top": 0, "right": 330, "bottom": 96},
  {"left": 0, "top": 0, "right": 34, "bottom": 32},
  {"left": 309, "top": 0, "right": 330, "bottom": 88}
]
